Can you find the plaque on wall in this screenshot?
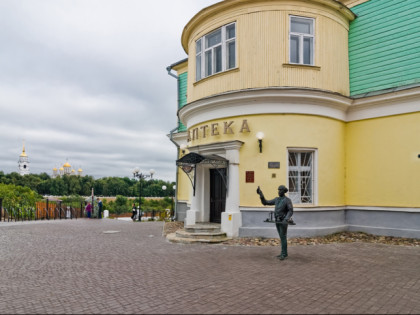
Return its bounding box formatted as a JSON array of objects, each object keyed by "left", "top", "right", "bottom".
[
  {"left": 268, "top": 162, "right": 280, "bottom": 169},
  {"left": 246, "top": 171, "right": 254, "bottom": 183}
]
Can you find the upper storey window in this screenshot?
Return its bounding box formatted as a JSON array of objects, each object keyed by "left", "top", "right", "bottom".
[
  {"left": 195, "top": 23, "right": 236, "bottom": 81},
  {"left": 289, "top": 16, "right": 314, "bottom": 65}
]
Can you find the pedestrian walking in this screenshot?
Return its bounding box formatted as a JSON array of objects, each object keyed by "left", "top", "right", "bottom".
[{"left": 131, "top": 203, "right": 137, "bottom": 221}]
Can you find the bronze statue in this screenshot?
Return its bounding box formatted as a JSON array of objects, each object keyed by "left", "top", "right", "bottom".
[{"left": 257, "top": 185, "right": 294, "bottom": 260}]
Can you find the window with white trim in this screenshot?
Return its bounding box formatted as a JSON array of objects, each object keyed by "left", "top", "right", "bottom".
[
  {"left": 195, "top": 23, "right": 236, "bottom": 81},
  {"left": 289, "top": 16, "right": 314, "bottom": 65},
  {"left": 288, "top": 150, "right": 314, "bottom": 204}
]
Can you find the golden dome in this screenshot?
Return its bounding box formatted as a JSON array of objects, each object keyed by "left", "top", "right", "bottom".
[
  {"left": 78, "top": 168, "right": 83, "bottom": 172},
  {"left": 63, "top": 162, "right": 71, "bottom": 168},
  {"left": 59, "top": 167, "right": 64, "bottom": 171},
  {"left": 53, "top": 167, "right": 57, "bottom": 171}
]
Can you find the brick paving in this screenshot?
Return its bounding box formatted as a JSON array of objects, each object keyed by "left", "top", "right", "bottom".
[{"left": 0, "top": 219, "right": 419, "bottom": 314}]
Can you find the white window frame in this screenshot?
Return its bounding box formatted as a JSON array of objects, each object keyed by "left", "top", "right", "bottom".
[
  {"left": 195, "top": 22, "right": 236, "bottom": 81},
  {"left": 287, "top": 148, "right": 317, "bottom": 205},
  {"left": 289, "top": 16, "right": 315, "bottom": 66}
]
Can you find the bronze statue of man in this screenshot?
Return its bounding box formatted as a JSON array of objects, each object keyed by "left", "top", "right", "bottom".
[{"left": 257, "top": 185, "right": 293, "bottom": 260}]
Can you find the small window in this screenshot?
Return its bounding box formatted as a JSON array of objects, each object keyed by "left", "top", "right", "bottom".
[
  {"left": 289, "top": 16, "right": 314, "bottom": 65},
  {"left": 288, "top": 150, "right": 314, "bottom": 204},
  {"left": 196, "top": 23, "right": 236, "bottom": 81},
  {"left": 195, "top": 39, "right": 202, "bottom": 82}
]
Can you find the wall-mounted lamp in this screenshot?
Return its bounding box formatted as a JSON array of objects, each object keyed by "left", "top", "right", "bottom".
[{"left": 256, "top": 131, "right": 265, "bottom": 153}]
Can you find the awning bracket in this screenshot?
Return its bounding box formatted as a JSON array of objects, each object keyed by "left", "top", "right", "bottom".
[{"left": 176, "top": 152, "right": 229, "bottom": 196}]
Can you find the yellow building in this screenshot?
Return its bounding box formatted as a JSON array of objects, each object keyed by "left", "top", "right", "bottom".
[{"left": 167, "top": 0, "right": 420, "bottom": 238}]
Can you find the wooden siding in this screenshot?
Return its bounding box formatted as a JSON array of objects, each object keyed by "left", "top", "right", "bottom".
[
  {"left": 186, "top": 1, "right": 352, "bottom": 103},
  {"left": 349, "top": 0, "right": 420, "bottom": 96},
  {"left": 178, "top": 72, "right": 188, "bottom": 132},
  {"left": 341, "top": 0, "right": 370, "bottom": 8}
]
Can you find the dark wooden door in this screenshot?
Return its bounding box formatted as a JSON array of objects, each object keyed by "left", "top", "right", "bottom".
[{"left": 210, "top": 168, "right": 226, "bottom": 223}]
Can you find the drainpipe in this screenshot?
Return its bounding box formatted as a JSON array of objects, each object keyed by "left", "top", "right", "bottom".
[
  {"left": 168, "top": 126, "right": 180, "bottom": 221},
  {"left": 167, "top": 65, "right": 180, "bottom": 221},
  {"left": 166, "top": 65, "right": 180, "bottom": 105}
]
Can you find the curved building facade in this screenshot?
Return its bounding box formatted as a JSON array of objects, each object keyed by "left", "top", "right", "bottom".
[{"left": 168, "top": 0, "right": 420, "bottom": 238}]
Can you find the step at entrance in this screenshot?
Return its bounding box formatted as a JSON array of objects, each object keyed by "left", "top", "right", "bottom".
[{"left": 166, "top": 223, "right": 230, "bottom": 244}]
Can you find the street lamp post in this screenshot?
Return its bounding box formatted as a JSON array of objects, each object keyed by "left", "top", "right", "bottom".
[
  {"left": 162, "top": 184, "right": 176, "bottom": 221},
  {"left": 133, "top": 167, "right": 155, "bottom": 222},
  {"left": 162, "top": 185, "right": 167, "bottom": 220}
]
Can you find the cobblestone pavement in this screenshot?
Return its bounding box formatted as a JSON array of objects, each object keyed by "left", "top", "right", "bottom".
[{"left": 1, "top": 219, "right": 419, "bottom": 314}]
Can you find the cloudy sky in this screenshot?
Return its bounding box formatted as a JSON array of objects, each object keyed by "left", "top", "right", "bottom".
[{"left": 0, "top": 0, "right": 220, "bottom": 181}]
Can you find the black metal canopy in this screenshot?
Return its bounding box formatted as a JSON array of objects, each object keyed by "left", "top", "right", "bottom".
[
  {"left": 176, "top": 152, "right": 229, "bottom": 196},
  {"left": 176, "top": 152, "right": 206, "bottom": 166}
]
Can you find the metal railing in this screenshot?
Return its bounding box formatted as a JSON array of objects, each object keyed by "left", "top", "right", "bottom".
[{"left": 0, "top": 198, "right": 84, "bottom": 222}]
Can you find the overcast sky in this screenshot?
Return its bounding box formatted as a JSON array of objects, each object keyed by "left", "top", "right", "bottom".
[{"left": 0, "top": 0, "right": 220, "bottom": 181}]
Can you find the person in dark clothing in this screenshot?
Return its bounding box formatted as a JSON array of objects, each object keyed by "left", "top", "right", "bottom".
[
  {"left": 131, "top": 203, "right": 137, "bottom": 221},
  {"left": 97, "top": 198, "right": 103, "bottom": 219},
  {"left": 257, "top": 185, "right": 294, "bottom": 260}
]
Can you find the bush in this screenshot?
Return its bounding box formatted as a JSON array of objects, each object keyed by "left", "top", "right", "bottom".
[
  {"left": 114, "top": 195, "right": 129, "bottom": 215},
  {"left": 0, "top": 183, "right": 42, "bottom": 209}
]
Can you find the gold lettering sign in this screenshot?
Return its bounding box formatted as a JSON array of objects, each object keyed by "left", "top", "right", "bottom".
[{"left": 188, "top": 119, "right": 251, "bottom": 141}]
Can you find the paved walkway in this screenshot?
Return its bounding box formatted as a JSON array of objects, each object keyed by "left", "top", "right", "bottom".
[{"left": 0, "top": 219, "right": 419, "bottom": 314}]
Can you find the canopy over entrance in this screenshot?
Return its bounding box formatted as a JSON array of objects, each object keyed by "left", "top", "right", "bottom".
[{"left": 176, "top": 152, "right": 228, "bottom": 196}]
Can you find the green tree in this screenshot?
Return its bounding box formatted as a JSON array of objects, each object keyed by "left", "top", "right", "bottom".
[
  {"left": 114, "top": 195, "right": 129, "bottom": 215},
  {"left": 0, "top": 172, "right": 175, "bottom": 198},
  {"left": 0, "top": 183, "right": 42, "bottom": 210},
  {"left": 50, "top": 177, "right": 66, "bottom": 195}
]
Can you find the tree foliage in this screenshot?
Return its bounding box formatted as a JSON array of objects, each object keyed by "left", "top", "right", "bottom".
[
  {"left": 0, "top": 183, "right": 42, "bottom": 209},
  {"left": 0, "top": 172, "right": 175, "bottom": 198},
  {"left": 103, "top": 196, "right": 173, "bottom": 216}
]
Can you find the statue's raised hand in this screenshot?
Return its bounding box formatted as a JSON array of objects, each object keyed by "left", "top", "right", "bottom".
[{"left": 256, "top": 186, "right": 262, "bottom": 195}]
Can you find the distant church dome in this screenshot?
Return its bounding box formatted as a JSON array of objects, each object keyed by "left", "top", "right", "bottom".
[{"left": 53, "top": 161, "right": 84, "bottom": 177}]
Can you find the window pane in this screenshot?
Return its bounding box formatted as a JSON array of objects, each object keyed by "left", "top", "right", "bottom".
[
  {"left": 288, "top": 151, "right": 313, "bottom": 204},
  {"left": 205, "top": 50, "right": 212, "bottom": 76},
  {"left": 300, "top": 173, "right": 312, "bottom": 203},
  {"left": 196, "top": 55, "right": 201, "bottom": 81},
  {"left": 206, "top": 29, "right": 221, "bottom": 48},
  {"left": 301, "top": 152, "right": 312, "bottom": 166},
  {"left": 289, "top": 175, "right": 298, "bottom": 193},
  {"left": 228, "top": 40, "right": 235, "bottom": 69},
  {"left": 226, "top": 24, "right": 235, "bottom": 39},
  {"left": 196, "top": 39, "right": 201, "bottom": 54},
  {"left": 291, "top": 18, "right": 313, "bottom": 34},
  {"left": 290, "top": 35, "right": 300, "bottom": 63},
  {"left": 215, "top": 46, "right": 222, "bottom": 73},
  {"left": 289, "top": 152, "right": 298, "bottom": 167},
  {"left": 303, "top": 37, "right": 313, "bottom": 65}
]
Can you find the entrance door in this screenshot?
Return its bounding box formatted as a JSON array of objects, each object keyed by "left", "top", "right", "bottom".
[{"left": 210, "top": 168, "right": 226, "bottom": 223}]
